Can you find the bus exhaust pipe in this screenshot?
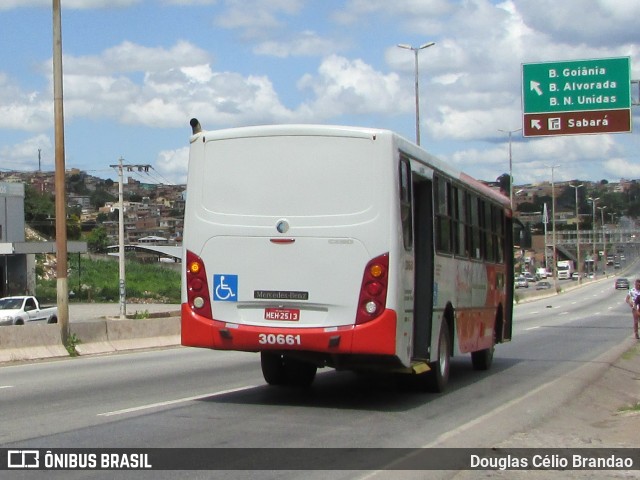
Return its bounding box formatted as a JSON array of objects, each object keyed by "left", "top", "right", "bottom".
[{"left": 190, "top": 118, "right": 202, "bottom": 135}]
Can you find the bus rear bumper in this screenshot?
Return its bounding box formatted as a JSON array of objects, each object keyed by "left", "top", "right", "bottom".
[{"left": 181, "top": 303, "right": 397, "bottom": 356}]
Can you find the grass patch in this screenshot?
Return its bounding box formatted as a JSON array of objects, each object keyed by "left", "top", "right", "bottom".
[
  {"left": 65, "top": 333, "right": 81, "bottom": 357},
  {"left": 621, "top": 343, "right": 640, "bottom": 361},
  {"left": 37, "top": 255, "right": 181, "bottom": 304},
  {"left": 618, "top": 402, "right": 640, "bottom": 414}
]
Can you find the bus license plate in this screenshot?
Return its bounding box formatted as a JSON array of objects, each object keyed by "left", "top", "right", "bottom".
[{"left": 264, "top": 308, "right": 300, "bottom": 321}]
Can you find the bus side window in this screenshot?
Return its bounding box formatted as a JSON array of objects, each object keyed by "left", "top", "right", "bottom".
[
  {"left": 435, "top": 175, "right": 451, "bottom": 254},
  {"left": 399, "top": 158, "right": 413, "bottom": 250},
  {"left": 470, "top": 195, "right": 482, "bottom": 260},
  {"left": 454, "top": 186, "right": 466, "bottom": 257}
]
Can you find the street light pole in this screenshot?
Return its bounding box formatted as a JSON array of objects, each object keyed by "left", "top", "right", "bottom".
[
  {"left": 397, "top": 42, "right": 435, "bottom": 146},
  {"left": 598, "top": 205, "right": 607, "bottom": 267},
  {"left": 498, "top": 128, "right": 522, "bottom": 209},
  {"left": 570, "top": 183, "right": 583, "bottom": 281},
  {"left": 588, "top": 196, "right": 600, "bottom": 275},
  {"left": 545, "top": 164, "right": 560, "bottom": 286}
]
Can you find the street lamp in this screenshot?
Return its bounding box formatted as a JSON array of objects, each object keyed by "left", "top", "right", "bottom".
[
  {"left": 545, "top": 164, "right": 560, "bottom": 285},
  {"left": 588, "top": 196, "right": 600, "bottom": 275},
  {"left": 397, "top": 42, "right": 435, "bottom": 146},
  {"left": 570, "top": 183, "right": 583, "bottom": 281},
  {"left": 598, "top": 205, "right": 607, "bottom": 265},
  {"left": 498, "top": 128, "right": 522, "bottom": 209}
]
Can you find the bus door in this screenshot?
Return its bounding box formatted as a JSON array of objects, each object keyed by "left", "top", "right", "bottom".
[{"left": 412, "top": 176, "right": 434, "bottom": 359}]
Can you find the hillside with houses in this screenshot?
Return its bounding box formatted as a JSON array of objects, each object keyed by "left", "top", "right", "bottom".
[
  {"left": 2, "top": 168, "right": 639, "bottom": 259},
  {"left": 0, "top": 168, "right": 185, "bottom": 247}
]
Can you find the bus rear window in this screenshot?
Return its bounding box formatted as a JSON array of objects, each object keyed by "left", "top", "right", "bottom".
[{"left": 201, "top": 136, "right": 378, "bottom": 217}]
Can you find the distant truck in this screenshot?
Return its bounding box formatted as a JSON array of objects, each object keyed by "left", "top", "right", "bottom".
[
  {"left": 556, "top": 260, "right": 574, "bottom": 280},
  {"left": 0, "top": 296, "right": 58, "bottom": 326}
]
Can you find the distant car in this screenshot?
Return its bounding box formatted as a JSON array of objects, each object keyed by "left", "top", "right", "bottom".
[
  {"left": 571, "top": 272, "right": 580, "bottom": 280},
  {"left": 536, "top": 281, "right": 552, "bottom": 290},
  {"left": 515, "top": 276, "right": 529, "bottom": 289},
  {"left": 524, "top": 272, "right": 536, "bottom": 282},
  {"left": 615, "top": 278, "right": 629, "bottom": 290},
  {"left": 614, "top": 262, "right": 621, "bottom": 269}
]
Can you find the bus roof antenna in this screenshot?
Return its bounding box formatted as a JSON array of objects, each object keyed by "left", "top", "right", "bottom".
[{"left": 190, "top": 118, "right": 202, "bottom": 135}]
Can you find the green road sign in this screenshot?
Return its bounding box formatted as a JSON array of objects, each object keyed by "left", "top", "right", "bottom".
[{"left": 522, "top": 57, "right": 631, "bottom": 114}]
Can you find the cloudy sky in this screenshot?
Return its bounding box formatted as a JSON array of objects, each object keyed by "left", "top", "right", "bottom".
[{"left": 0, "top": 0, "right": 638, "bottom": 186}]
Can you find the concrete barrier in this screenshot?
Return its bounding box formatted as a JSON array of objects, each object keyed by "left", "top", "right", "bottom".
[
  {"left": 0, "top": 324, "right": 68, "bottom": 362},
  {"left": 70, "top": 317, "right": 181, "bottom": 355},
  {"left": 105, "top": 316, "right": 180, "bottom": 352},
  {"left": 1, "top": 315, "right": 181, "bottom": 363},
  {"left": 71, "top": 320, "right": 113, "bottom": 356}
]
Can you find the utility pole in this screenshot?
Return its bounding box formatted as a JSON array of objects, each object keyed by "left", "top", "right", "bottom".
[
  {"left": 109, "top": 158, "right": 151, "bottom": 320},
  {"left": 52, "top": 0, "right": 69, "bottom": 343}
]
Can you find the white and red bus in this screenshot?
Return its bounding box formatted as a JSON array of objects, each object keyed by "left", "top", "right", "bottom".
[{"left": 181, "top": 120, "right": 514, "bottom": 391}]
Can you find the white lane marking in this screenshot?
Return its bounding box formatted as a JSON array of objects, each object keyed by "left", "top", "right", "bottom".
[
  {"left": 97, "top": 385, "right": 257, "bottom": 417},
  {"left": 525, "top": 326, "right": 540, "bottom": 331},
  {"left": 421, "top": 375, "right": 563, "bottom": 448},
  {"left": 0, "top": 385, "right": 14, "bottom": 389}
]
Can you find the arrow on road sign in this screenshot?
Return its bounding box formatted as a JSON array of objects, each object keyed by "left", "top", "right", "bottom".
[
  {"left": 531, "top": 119, "right": 542, "bottom": 130},
  {"left": 530, "top": 80, "right": 543, "bottom": 96}
]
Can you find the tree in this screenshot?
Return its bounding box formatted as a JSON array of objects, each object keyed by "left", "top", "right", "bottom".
[
  {"left": 86, "top": 226, "right": 109, "bottom": 253},
  {"left": 497, "top": 173, "right": 510, "bottom": 197},
  {"left": 67, "top": 213, "right": 82, "bottom": 240},
  {"left": 90, "top": 189, "right": 116, "bottom": 209},
  {"left": 24, "top": 184, "right": 55, "bottom": 237}
]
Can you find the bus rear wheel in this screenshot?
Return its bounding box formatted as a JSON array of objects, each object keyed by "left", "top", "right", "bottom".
[
  {"left": 471, "top": 346, "right": 494, "bottom": 370},
  {"left": 426, "top": 322, "right": 451, "bottom": 393},
  {"left": 261, "top": 352, "right": 287, "bottom": 385},
  {"left": 471, "top": 324, "right": 496, "bottom": 370},
  {"left": 260, "top": 352, "right": 317, "bottom": 387}
]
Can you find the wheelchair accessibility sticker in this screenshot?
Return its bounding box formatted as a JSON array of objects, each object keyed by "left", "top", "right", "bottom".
[{"left": 213, "top": 274, "right": 238, "bottom": 302}]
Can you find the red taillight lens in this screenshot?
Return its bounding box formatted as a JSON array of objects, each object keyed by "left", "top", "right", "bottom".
[
  {"left": 186, "top": 250, "right": 212, "bottom": 319},
  {"left": 356, "top": 253, "right": 389, "bottom": 325}
]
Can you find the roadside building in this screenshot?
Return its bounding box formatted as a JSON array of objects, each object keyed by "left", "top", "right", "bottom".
[{"left": 0, "top": 182, "right": 86, "bottom": 296}]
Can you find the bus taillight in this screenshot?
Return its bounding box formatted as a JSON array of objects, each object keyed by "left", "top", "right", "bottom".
[
  {"left": 186, "top": 250, "right": 213, "bottom": 319},
  {"left": 356, "top": 253, "right": 389, "bottom": 325}
]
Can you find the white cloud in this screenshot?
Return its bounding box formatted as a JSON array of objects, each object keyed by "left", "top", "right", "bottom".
[
  {"left": 61, "top": 41, "right": 211, "bottom": 76},
  {"left": 35, "top": 40, "right": 299, "bottom": 128},
  {"left": 155, "top": 147, "right": 189, "bottom": 185},
  {"left": 0, "top": 135, "right": 52, "bottom": 171},
  {"left": 298, "top": 55, "right": 403, "bottom": 117},
  {"left": 254, "top": 31, "right": 346, "bottom": 58},
  {"left": 603, "top": 158, "right": 640, "bottom": 180},
  {"left": 163, "top": 0, "right": 217, "bottom": 5},
  {"left": 334, "top": 0, "right": 454, "bottom": 26},
  {"left": 515, "top": 0, "right": 640, "bottom": 46},
  {"left": 0, "top": 74, "right": 51, "bottom": 132},
  {"left": 214, "top": 0, "right": 303, "bottom": 39}
]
